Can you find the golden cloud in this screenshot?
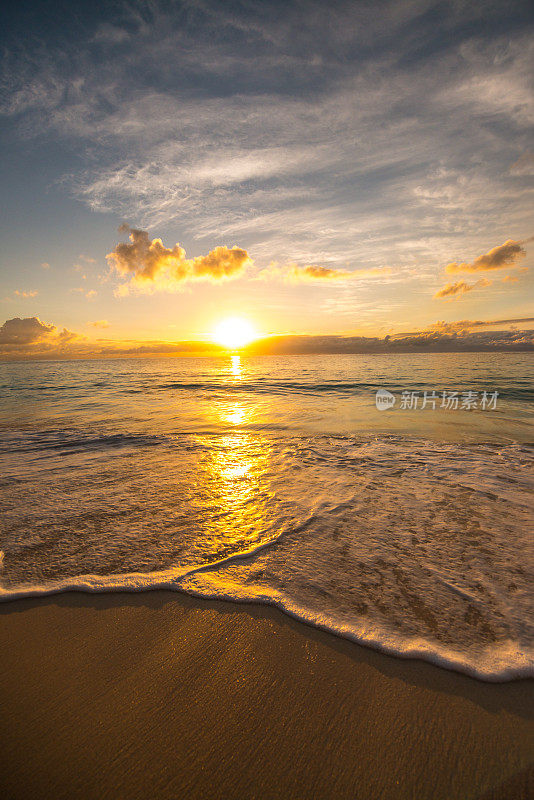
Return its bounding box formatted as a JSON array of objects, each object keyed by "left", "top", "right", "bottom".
[
  {"left": 425, "top": 319, "right": 482, "bottom": 333},
  {"left": 107, "top": 226, "right": 252, "bottom": 294},
  {"left": 445, "top": 239, "right": 527, "bottom": 274},
  {"left": 434, "top": 278, "right": 492, "bottom": 300},
  {"left": 291, "top": 265, "right": 350, "bottom": 280},
  {"left": 88, "top": 320, "right": 110, "bottom": 328},
  {"left": 260, "top": 263, "right": 392, "bottom": 283}
]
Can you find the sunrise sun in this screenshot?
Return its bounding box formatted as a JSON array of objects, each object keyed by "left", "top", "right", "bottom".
[{"left": 213, "top": 317, "right": 257, "bottom": 349}]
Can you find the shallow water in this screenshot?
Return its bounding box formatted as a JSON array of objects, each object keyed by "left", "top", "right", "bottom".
[{"left": 0, "top": 353, "right": 533, "bottom": 680}]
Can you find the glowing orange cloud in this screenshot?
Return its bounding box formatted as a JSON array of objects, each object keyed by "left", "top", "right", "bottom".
[
  {"left": 260, "top": 263, "right": 392, "bottom": 282},
  {"left": 107, "top": 226, "right": 252, "bottom": 294},
  {"left": 445, "top": 239, "right": 527, "bottom": 274},
  {"left": 434, "top": 278, "right": 492, "bottom": 300}
]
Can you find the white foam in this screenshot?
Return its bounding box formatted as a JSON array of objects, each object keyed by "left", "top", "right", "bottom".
[{"left": 0, "top": 557, "right": 532, "bottom": 683}]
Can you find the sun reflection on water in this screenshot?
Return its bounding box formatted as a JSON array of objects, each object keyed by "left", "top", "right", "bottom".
[
  {"left": 219, "top": 401, "right": 249, "bottom": 425},
  {"left": 213, "top": 434, "right": 254, "bottom": 485},
  {"left": 202, "top": 430, "right": 275, "bottom": 545},
  {"left": 230, "top": 354, "right": 242, "bottom": 379},
  {"left": 192, "top": 356, "right": 280, "bottom": 548}
]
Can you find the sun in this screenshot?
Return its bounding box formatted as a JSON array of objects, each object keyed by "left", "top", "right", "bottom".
[{"left": 213, "top": 317, "right": 257, "bottom": 349}]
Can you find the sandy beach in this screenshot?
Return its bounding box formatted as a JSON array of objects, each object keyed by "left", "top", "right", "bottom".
[{"left": 0, "top": 591, "right": 532, "bottom": 800}]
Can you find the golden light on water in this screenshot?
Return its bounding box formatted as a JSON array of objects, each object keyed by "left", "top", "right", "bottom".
[
  {"left": 213, "top": 317, "right": 257, "bottom": 349},
  {"left": 219, "top": 400, "right": 249, "bottom": 426},
  {"left": 230, "top": 354, "right": 242, "bottom": 378}
]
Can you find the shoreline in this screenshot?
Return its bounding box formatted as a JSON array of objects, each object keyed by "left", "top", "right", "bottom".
[
  {"left": 1, "top": 590, "right": 533, "bottom": 800},
  {"left": 0, "top": 577, "right": 532, "bottom": 683}
]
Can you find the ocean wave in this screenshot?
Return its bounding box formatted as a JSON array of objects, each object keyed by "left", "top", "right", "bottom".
[
  {"left": 0, "top": 559, "right": 532, "bottom": 683},
  {"left": 0, "top": 431, "right": 532, "bottom": 683},
  {"left": 3, "top": 377, "right": 533, "bottom": 402},
  {"left": 0, "top": 431, "right": 165, "bottom": 454}
]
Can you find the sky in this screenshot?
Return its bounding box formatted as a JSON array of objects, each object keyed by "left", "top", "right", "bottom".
[{"left": 0, "top": 0, "right": 533, "bottom": 358}]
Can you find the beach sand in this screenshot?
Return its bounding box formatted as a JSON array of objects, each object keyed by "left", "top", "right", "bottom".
[{"left": 0, "top": 591, "right": 532, "bottom": 800}]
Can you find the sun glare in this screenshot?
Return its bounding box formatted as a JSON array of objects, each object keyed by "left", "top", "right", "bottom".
[{"left": 213, "top": 317, "right": 257, "bottom": 349}]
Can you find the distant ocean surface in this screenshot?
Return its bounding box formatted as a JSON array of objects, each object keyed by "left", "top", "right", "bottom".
[{"left": 1, "top": 353, "right": 533, "bottom": 681}]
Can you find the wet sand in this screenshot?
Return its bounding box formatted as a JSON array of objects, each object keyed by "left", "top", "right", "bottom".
[{"left": 0, "top": 590, "right": 533, "bottom": 800}]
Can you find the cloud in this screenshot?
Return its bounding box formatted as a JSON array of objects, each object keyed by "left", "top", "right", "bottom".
[
  {"left": 41, "top": 262, "right": 50, "bottom": 270},
  {"left": 510, "top": 152, "right": 534, "bottom": 176},
  {"left": 92, "top": 24, "right": 130, "bottom": 45},
  {"left": 190, "top": 246, "right": 252, "bottom": 281},
  {"left": 486, "top": 317, "right": 534, "bottom": 327},
  {"left": 2, "top": 0, "right": 533, "bottom": 328},
  {"left": 397, "top": 317, "right": 534, "bottom": 336},
  {"left": 245, "top": 328, "right": 533, "bottom": 354},
  {"left": 288, "top": 264, "right": 392, "bottom": 283},
  {"left": 291, "top": 265, "right": 354, "bottom": 281},
  {"left": 0, "top": 317, "right": 82, "bottom": 353},
  {"left": 2, "top": 313, "right": 532, "bottom": 361},
  {"left": 70, "top": 287, "right": 98, "bottom": 299},
  {"left": 430, "top": 317, "right": 534, "bottom": 332},
  {"left": 0, "top": 317, "right": 55, "bottom": 345},
  {"left": 88, "top": 320, "right": 110, "bottom": 328},
  {"left": 107, "top": 226, "right": 252, "bottom": 294},
  {"left": 424, "top": 319, "right": 482, "bottom": 334},
  {"left": 13, "top": 290, "right": 38, "bottom": 298},
  {"left": 261, "top": 263, "right": 392, "bottom": 283},
  {"left": 4, "top": 0, "right": 532, "bottom": 284},
  {"left": 445, "top": 240, "right": 528, "bottom": 274},
  {"left": 434, "top": 278, "right": 492, "bottom": 299}
]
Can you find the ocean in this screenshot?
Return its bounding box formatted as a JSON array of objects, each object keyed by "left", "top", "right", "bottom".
[{"left": 0, "top": 353, "right": 532, "bottom": 681}]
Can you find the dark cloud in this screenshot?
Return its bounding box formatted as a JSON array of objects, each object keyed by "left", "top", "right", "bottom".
[
  {"left": 394, "top": 317, "right": 534, "bottom": 336},
  {"left": 0, "top": 317, "right": 55, "bottom": 345},
  {"left": 0, "top": 317, "right": 82, "bottom": 354},
  {"left": 245, "top": 329, "right": 533, "bottom": 354}
]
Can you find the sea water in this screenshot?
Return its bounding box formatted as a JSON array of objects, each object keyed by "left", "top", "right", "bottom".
[{"left": 0, "top": 353, "right": 532, "bottom": 680}]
